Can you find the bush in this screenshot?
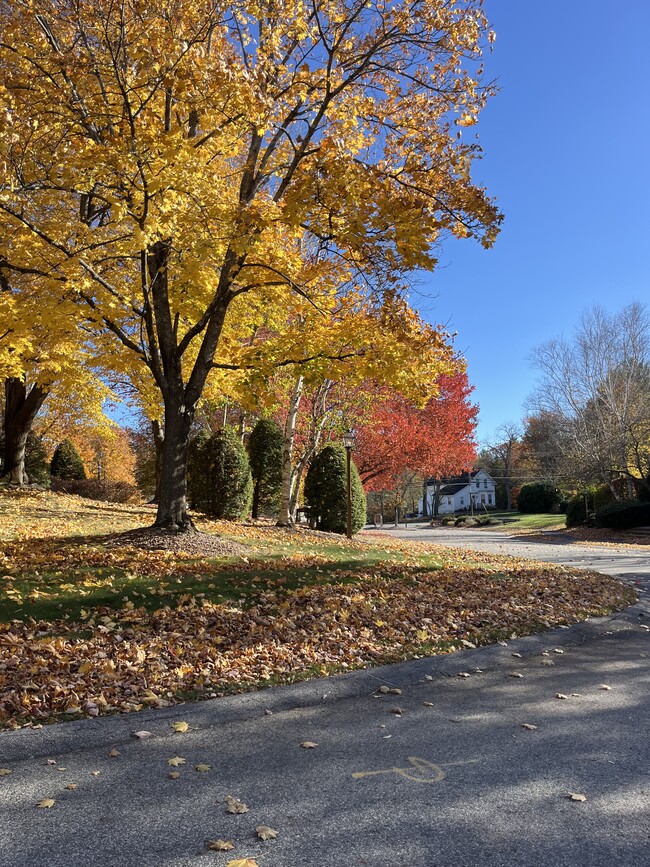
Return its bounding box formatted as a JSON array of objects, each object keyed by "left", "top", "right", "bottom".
[
  {"left": 595, "top": 500, "right": 650, "bottom": 529},
  {"left": 247, "top": 419, "right": 284, "bottom": 518},
  {"left": 304, "top": 443, "right": 366, "bottom": 535},
  {"left": 565, "top": 485, "right": 614, "bottom": 527},
  {"left": 187, "top": 430, "right": 211, "bottom": 510},
  {"left": 51, "top": 478, "right": 140, "bottom": 503},
  {"left": 188, "top": 428, "right": 252, "bottom": 519},
  {"left": 50, "top": 439, "right": 86, "bottom": 480},
  {"left": 455, "top": 515, "right": 477, "bottom": 527},
  {"left": 516, "top": 482, "right": 559, "bottom": 514}
]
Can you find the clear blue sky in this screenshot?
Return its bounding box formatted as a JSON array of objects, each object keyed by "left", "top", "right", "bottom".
[{"left": 411, "top": 0, "right": 650, "bottom": 448}]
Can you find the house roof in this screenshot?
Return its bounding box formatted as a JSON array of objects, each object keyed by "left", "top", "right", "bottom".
[
  {"left": 439, "top": 481, "right": 470, "bottom": 496},
  {"left": 426, "top": 468, "right": 494, "bottom": 492}
]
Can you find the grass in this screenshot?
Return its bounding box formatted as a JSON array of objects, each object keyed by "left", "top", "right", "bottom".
[
  {"left": 0, "top": 488, "right": 635, "bottom": 728},
  {"left": 487, "top": 511, "right": 567, "bottom": 531}
]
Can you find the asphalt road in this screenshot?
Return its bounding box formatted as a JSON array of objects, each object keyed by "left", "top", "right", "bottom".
[{"left": 1, "top": 530, "right": 649, "bottom": 867}]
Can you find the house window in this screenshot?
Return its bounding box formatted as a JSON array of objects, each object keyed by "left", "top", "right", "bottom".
[
  {"left": 488, "top": 494, "right": 493, "bottom": 504},
  {"left": 460, "top": 497, "right": 464, "bottom": 505},
  {"left": 447, "top": 497, "right": 452, "bottom": 505},
  {"left": 481, "top": 494, "right": 486, "bottom": 504},
  {"left": 484, "top": 479, "right": 488, "bottom": 488}
]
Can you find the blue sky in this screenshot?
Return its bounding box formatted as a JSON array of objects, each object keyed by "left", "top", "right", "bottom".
[{"left": 411, "top": 0, "right": 650, "bottom": 448}]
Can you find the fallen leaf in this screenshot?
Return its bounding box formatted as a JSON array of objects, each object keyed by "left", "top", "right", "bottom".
[
  {"left": 388, "top": 688, "right": 402, "bottom": 695},
  {"left": 226, "top": 860, "right": 259, "bottom": 867},
  {"left": 89, "top": 771, "right": 101, "bottom": 776},
  {"left": 37, "top": 798, "right": 55, "bottom": 808},
  {"left": 457, "top": 672, "right": 470, "bottom": 678},
  {"left": 65, "top": 784, "right": 77, "bottom": 790},
  {"left": 46, "top": 759, "right": 56, "bottom": 766},
  {"left": 225, "top": 796, "right": 249, "bottom": 814},
  {"left": 256, "top": 825, "right": 278, "bottom": 840},
  {"left": 133, "top": 730, "right": 153, "bottom": 739},
  {"left": 377, "top": 685, "right": 390, "bottom": 694},
  {"left": 553, "top": 648, "right": 564, "bottom": 654},
  {"left": 168, "top": 771, "right": 181, "bottom": 779},
  {"left": 555, "top": 693, "right": 569, "bottom": 700},
  {"left": 510, "top": 672, "right": 524, "bottom": 678},
  {"left": 108, "top": 749, "right": 120, "bottom": 758},
  {"left": 568, "top": 793, "right": 587, "bottom": 802},
  {"left": 391, "top": 708, "right": 402, "bottom": 716},
  {"left": 171, "top": 721, "right": 189, "bottom": 733},
  {"left": 599, "top": 684, "right": 612, "bottom": 690},
  {"left": 0, "top": 769, "right": 12, "bottom": 776},
  {"left": 208, "top": 839, "right": 235, "bottom": 851},
  {"left": 301, "top": 741, "right": 318, "bottom": 748},
  {"left": 511, "top": 653, "right": 522, "bottom": 658},
  {"left": 195, "top": 764, "right": 211, "bottom": 772},
  {"left": 422, "top": 701, "right": 434, "bottom": 707},
  {"left": 167, "top": 756, "right": 186, "bottom": 767},
  {"left": 521, "top": 723, "right": 537, "bottom": 731}
]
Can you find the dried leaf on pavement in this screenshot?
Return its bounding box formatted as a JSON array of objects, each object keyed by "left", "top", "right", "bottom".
[
  {"left": 225, "top": 796, "right": 249, "bottom": 814},
  {"left": 207, "top": 839, "right": 234, "bottom": 851},
  {"left": 256, "top": 825, "right": 278, "bottom": 840}
]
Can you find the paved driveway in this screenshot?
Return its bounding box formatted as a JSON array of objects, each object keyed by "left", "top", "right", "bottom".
[
  {"left": 1, "top": 529, "right": 649, "bottom": 867},
  {"left": 376, "top": 523, "right": 650, "bottom": 586}
]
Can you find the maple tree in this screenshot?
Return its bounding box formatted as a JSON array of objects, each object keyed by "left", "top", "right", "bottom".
[
  {"left": 354, "top": 369, "right": 478, "bottom": 492},
  {"left": 0, "top": 0, "right": 501, "bottom": 530},
  {"left": 0, "top": 272, "right": 112, "bottom": 485}
]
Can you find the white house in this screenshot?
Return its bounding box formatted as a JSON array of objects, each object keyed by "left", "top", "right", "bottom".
[{"left": 419, "top": 468, "right": 497, "bottom": 515}]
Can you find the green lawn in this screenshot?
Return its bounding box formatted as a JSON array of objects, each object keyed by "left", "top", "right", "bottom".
[{"left": 488, "top": 511, "right": 566, "bottom": 530}]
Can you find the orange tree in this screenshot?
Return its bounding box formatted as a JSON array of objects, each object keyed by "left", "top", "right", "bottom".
[{"left": 0, "top": 0, "right": 501, "bottom": 529}]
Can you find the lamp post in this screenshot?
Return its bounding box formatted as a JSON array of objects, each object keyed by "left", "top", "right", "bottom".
[{"left": 342, "top": 429, "right": 356, "bottom": 539}]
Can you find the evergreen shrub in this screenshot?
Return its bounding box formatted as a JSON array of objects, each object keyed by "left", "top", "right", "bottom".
[
  {"left": 304, "top": 443, "right": 366, "bottom": 535},
  {"left": 595, "top": 500, "right": 650, "bottom": 529},
  {"left": 517, "top": 482, "right": 559, "bottom": 513},
  {"left": 247, "top": 419, "right": 283, "bottom": 518},
  {"left": 188, "top": 428, "right": 252, "bottom": 519},
  {"left": 50, "top": 439, "right": 86, "bottom": 480}
]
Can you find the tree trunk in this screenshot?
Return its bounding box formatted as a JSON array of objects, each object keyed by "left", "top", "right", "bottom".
[
  {"left": 277, "top": 376, "right": 303, "bottom": 527},
  {"left": 151, "top": 419, "right": 164, "bottom": 504},
  {"left": 154, "top": 399, "right": 195, "bottom": 531},
  {"left": 2, "top": 378, "right": 49, "bottom": 485}
]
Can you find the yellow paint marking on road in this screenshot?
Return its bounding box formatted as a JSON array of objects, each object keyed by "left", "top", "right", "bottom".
[{"left": 351, "top": 756, "right": 481, "bottom": 784}]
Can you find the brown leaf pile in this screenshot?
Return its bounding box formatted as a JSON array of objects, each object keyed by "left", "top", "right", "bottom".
[{"left": 0, "top": 563, "right": 633, "bottom": 727}]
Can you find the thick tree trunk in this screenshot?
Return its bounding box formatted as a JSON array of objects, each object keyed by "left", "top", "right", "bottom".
[
  {"left": 277, "top": 376, "right": 303, "bottom": 527},
  {"left": 151, "top": 419, "right": 164, "bottom": 504},
  {"left": 154, "top": 399, "right": 195, "bottom": 531},
  {"left": 2, "top": 378, "right": 48, "bottom": 485}
]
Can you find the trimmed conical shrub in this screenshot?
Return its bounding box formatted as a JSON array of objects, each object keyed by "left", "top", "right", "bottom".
[
  {"left": 187, "top": 430, "right": 211, "bottom": 510},
  {"left": 188, "top": 428, "right": 252, "bottom": 519},
  {"left": 248, "top": 418, "right": 284, "bottom": 518},
  {"left": 304, "top": 443, "right": 366, "bottom": 535},
  {"left": 50, "top": 439, "right": 86, "bottom": 480}
]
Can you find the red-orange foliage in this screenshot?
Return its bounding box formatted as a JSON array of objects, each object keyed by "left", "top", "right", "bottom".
[{"left": 355, "top": 371, "right": 478, "bottom": 490}]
